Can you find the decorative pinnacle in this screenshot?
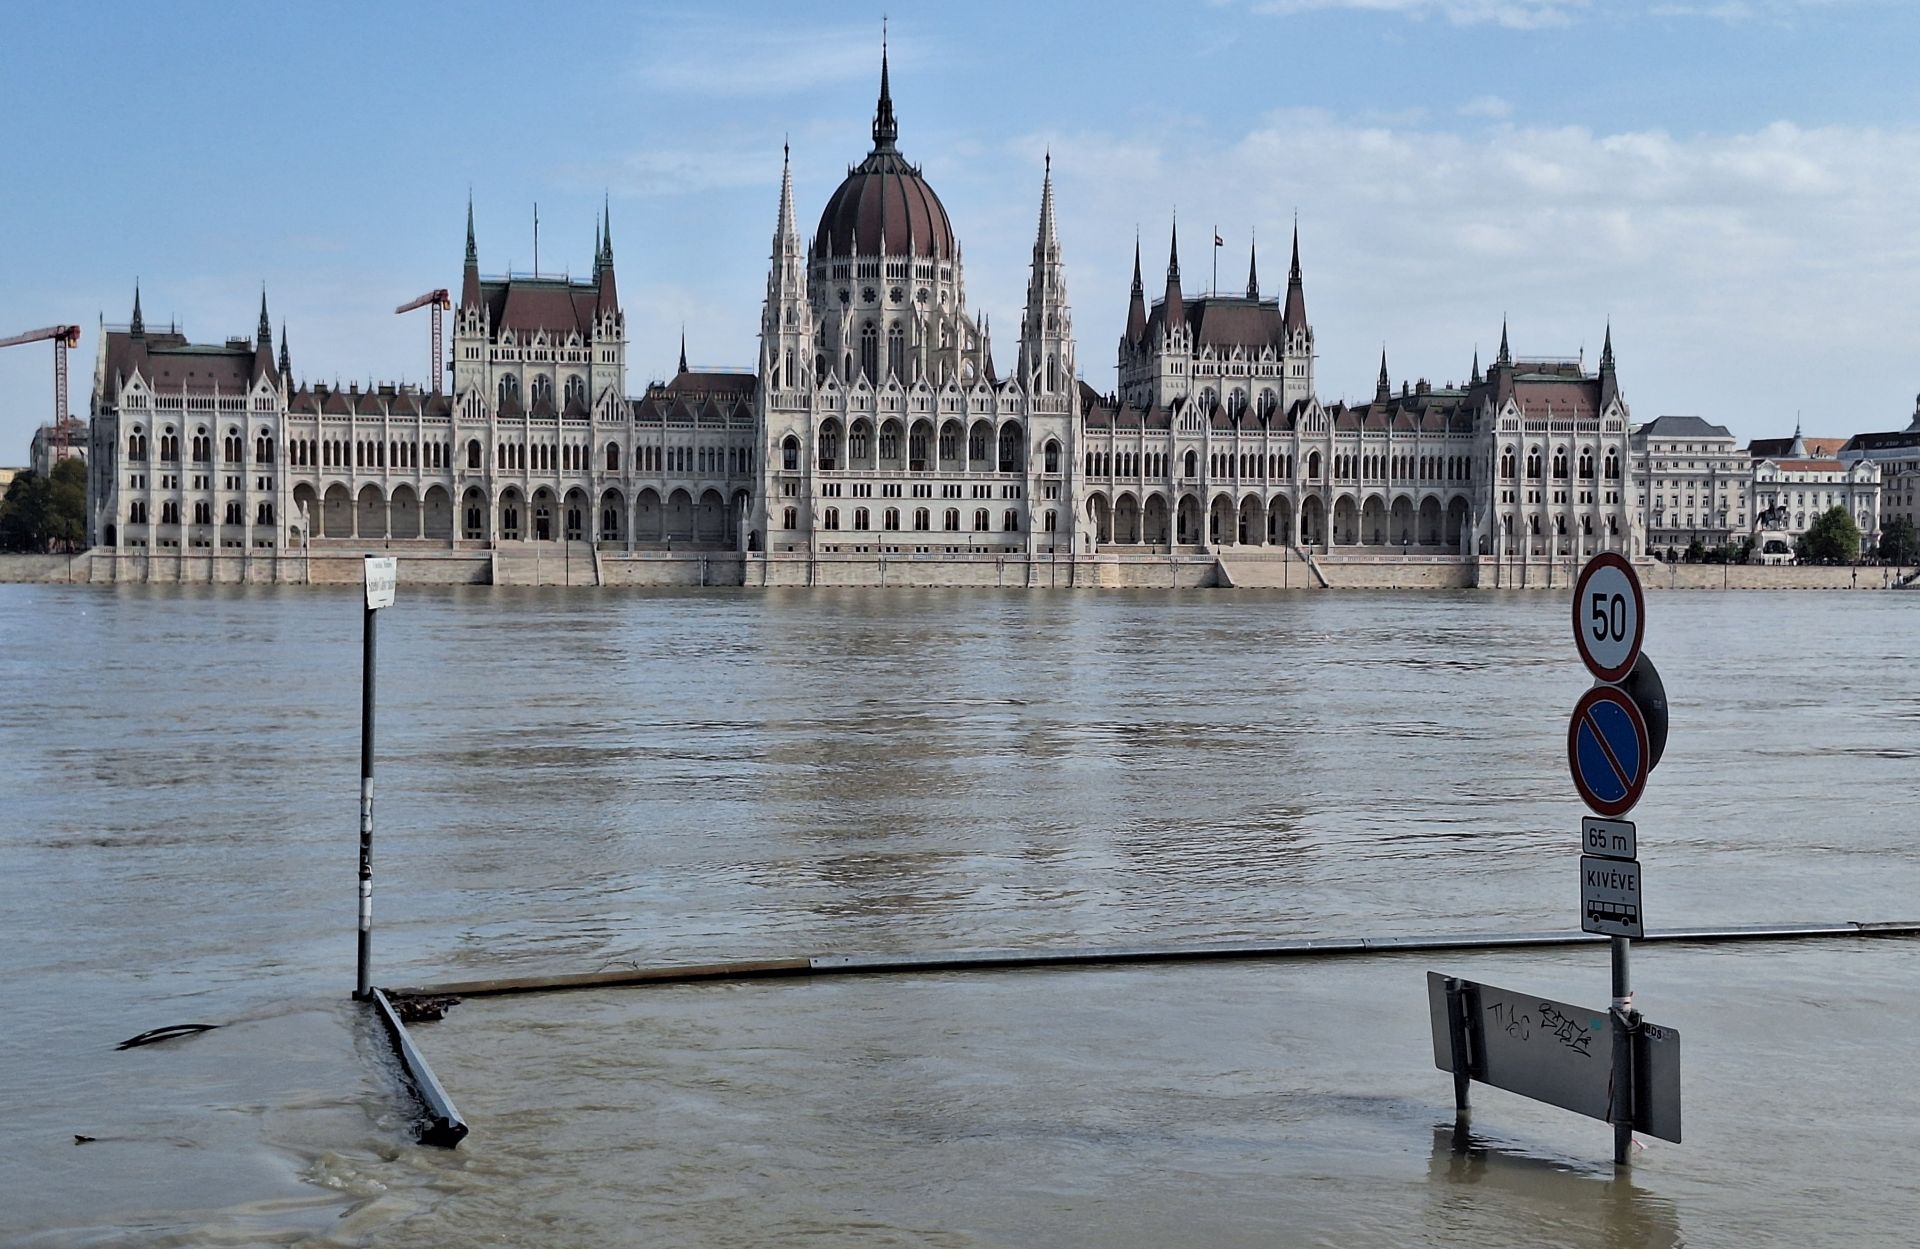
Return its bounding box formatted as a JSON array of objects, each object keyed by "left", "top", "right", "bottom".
[{"left": 872, "top": 20, "right": 898, "bottom": 151}]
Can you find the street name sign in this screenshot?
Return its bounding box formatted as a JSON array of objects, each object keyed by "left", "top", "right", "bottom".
[
  {"left": 1581, "top": 817, "right": 1636, "bottom": 861},
  {"left": 1580, "top": 854, "right": 1644, "bottom": 938},
  {"left": 1427, "top": 973, "right": 1680, "bottom": 1142},
  {"left": 364, "top": 556, "right": 397, "bottom": 610},
  {"left": 1572, "top": 551, "right": 1644, "bottom": 683},
  {"left": 1567, "top": 685, "right": 1650, "bottom": 817}
]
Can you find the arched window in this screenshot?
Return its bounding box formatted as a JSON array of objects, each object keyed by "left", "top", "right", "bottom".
[
  {"left": 860, "top": 322, "right": 878, "bottom": 382},
  {"left": 818, "top": 424, "right": 840, "bottom": 470},
  {"left": 1044, "top": 440, "right": 1060, "bottom": 474},
  {"left": 823, "top": 507, "right": 840, "bottom": 530},
  {"left": 565, "top": 375, "right": 585, "bottom": 406},
  {"left": 849, "top": 422, "right": 869, "bottom": 461},
  {"left": 944, "top": 508, "right": 960, "bottom": 531},
  {"left": 1604, "top": 450, "right": 1620, "bottom": 480},
  {"left": 606, "top": 442, "right": 621, "bottom": 472},
  {"left": 1003, "top": 508, "right": 1020, "bottom": 531},
  {"left": 879, "top": 424, "right": 898, "bottom": 461},
  {"left": 1227, "top": 389, "right": 1246, "bottom": 417},
  {"left": 998, "top": 423, "right": 1024, "bottom": 473},
  {"left": 1186, "top": 449, "right": 1199, "bottom": 478},
  {"left": 883, "top": 507, "right": 900, "bottom": 531},
  {"left": 498, "top": 374, "right": 520, "bottom": 406},
  {"left": 531, "top": 374, "right": 554, "bottom": 405},
  {"left": 128, "top": 429, "right": 147, "bottom": 461},
  {"left": 1578, "top": 449, "right": 1595, "bottom": 478},
  {"left": 1199, "top": 387, "right": 1217, "bottom": 412},
  {"left": 1552, "top": 449, "right": 1569, "bottom": 479},
  {"left": 783, "top": 507, "right": 797, "bottom": 530},
  {"left": 1501, "top": 447, "right": 1516, "bottom": 478},
  {"left": 1258, "top": 389, "right": 1276, "bottom": 418},
  {"left": 1307, "top": 450, "right": 1320, "bottom": 480},
  {"left": 973, "top": 508, "right": 990, "bottom": 531},
  {"left": 886, "top": 322, "right": 905, "bottom": 381},
  {"left": 191, "top": 430, "right": 209, "bottom": 462},
  {"left": 968, "top": 425, "right": 989, "bottom": 465},
  {"left": 853, "top": 506, "right": 870, "bottom": 530},
  {"left": 1526, "top": 448, "right": 1543, "bottom": 479},
  {"left": 1045, "top": 353, "right": 1058, "bottom": 392},
  {"left": 782, "top": 436, "right": 800, "bottom": 472},
  {"left": 914, "top": 507, "right": 930, "bottom": 531}
]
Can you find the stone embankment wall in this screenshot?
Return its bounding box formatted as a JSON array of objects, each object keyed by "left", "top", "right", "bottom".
[{"left": 2, "top": 549, "right": 1907, "bottom": 591}]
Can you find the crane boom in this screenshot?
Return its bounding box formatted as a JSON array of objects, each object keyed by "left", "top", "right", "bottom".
[
  {"left": 394, "top": 290, "right": 451, "bottom": 392},
  {"left": 0, "top": 325, "right": 81, "bottom": 351}
]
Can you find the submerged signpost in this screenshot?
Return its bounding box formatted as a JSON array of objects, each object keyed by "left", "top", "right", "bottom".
[
  {"left": 1430, "top": 551, "right": 1680, "bottom": 1165},
  {"left": 355, "top": 556, "right": 396, "bottom": 1002}
]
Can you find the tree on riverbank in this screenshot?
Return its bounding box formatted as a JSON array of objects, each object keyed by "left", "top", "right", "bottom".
[
  {"left": 1797, "top": 505, "right": 1861, "bottom": 565},
  {"left": 0, "top": 459, "right": 87, "bottom": 552},
  {"left": 1878, "top": 516, "right": 1918, "bottom": 566}
]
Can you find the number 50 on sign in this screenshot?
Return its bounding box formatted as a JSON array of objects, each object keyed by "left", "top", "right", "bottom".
[{"left": 1572, "top": 552, "right": 1643, "bottom": 683}]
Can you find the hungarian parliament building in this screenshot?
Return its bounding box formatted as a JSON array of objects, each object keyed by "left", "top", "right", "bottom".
[{"left": 84, "top": 52, "right": 1639, "bottom": 580}]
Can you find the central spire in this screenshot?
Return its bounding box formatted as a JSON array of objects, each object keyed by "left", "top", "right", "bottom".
[{"left": 872, "top": 21, "right": 898, "bottom": 152}]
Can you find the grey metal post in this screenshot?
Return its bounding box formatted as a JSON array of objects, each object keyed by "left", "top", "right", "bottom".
[
  {"left": 354, "top": 602, "right": 376, "bottom": 1001},
  {"left": 1444, "top": 976, "right": 1472, "bottom": 1119},
  {"left": 1610, "top": 935, "right": 1633, "bottom": 1165}
]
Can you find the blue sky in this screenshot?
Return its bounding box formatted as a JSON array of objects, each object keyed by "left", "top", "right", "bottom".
[{"left": 3, "top": 0, "right": 1917, "bottom": 458}]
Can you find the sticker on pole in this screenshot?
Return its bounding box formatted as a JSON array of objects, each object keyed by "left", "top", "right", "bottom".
[
  {"left": 1567, "top": 685, "right": 1650, "bottom": 817},
  {"left": 365, "top": 556, "right": 397, "bottom": 610},
  {"left": 1572, "top": 552, "right": 1644, "bottom": 684}
]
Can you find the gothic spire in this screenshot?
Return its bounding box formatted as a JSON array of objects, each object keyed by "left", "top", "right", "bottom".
[
  {"left": 256, "top": 288, "right": 271, "bottom": 346},
  {"left": 1282, "top": 220, "right": 1308, "bottom": 333},
  {"left": 465, "top": 194, "right": 477, "bottom": 265},
  {"left": 1598, "top": 321, "right": 1618, "bottom": 406},
  {"left": 678, "top": 328, "right": 688, "bottom": 375},
  {"left": 595, "top": 196, "right": 619, "bottom": 315},
  {"left": 1162, "top": 215, "right": 1184, "bottom": 328},
  {"left": 872, "top": 22, "right": 898, "bottom": 151},
  {"left": 601, "top": 195, "right": 614, "bottom": 263},
  {"left": 1600, "top": 320, "right": 1614, "bottom": 371},
  {"left": 1497, "top": 317, "right": 1512, "bottom": 367},
  {"left": 278, "top": 322, "right": 291, "bottom": 382},
  {"left": 1471, "top": 348, "right": 1481, "bottom": 386},
  {"left": 1125, "top": 233, "right": 1147, "bottom": 345},
  {"left": 1375, "top": 348, "right": 1392, "bottom": 404},
  {"left": 1246, "top": 232, "right": 1260, "bottom": 300},
  {"left": 1034, "top": 149, "right": 1058, "bottom": 255},
  {"left": 130, "top": 283, "right": 144, "bottom": 336},
  {"left": 462, "top": 195, "right": 482, "bottom": 309}
]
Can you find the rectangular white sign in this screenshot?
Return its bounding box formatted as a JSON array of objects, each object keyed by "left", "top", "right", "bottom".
[
  {"left": 364, "top": 556, "right": 397, "bottom": 610},
  {"left": 1581, "top": 817, "right": 1636, "bottom": 861},
  {"left": 1580, "top": 854, "right": 1643, "bottom": 938}
]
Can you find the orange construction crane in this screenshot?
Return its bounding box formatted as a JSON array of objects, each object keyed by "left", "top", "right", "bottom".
[
  {"left": 0, "top": 324, "right": 83, "bottom": 458},
  {"left": 395, "top": 290, "right": 451, "bottom": 393}
]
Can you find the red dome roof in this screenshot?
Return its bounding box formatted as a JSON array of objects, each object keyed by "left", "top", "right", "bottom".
[
  {"left": 813, "top": 149, "right": 955, "bottom": 261},
  {"left": 811, "top": 39, "right": 955, "bottom": 262}
]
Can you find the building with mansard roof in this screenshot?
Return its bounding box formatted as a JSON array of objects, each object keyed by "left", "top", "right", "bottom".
[{"left": 84, "top": 45, "right": 1642, "bottom": 582}]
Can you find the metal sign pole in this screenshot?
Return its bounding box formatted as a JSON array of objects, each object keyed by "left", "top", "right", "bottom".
[
  {"left": 1611, "top": 935, "right": 1634, "bottom": 1164},
  {"left": 355, "top": 597, "right": 377, "bottom": 1001}
]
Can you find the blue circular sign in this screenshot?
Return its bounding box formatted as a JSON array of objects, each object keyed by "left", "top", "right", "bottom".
[{"left": 1567, "top": 685, "right": 1650, "bottom": 817}]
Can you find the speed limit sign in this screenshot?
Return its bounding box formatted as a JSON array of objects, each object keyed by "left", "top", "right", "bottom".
[{"left": 1572, "top": 552, "right": 1644, "bottom": 683}]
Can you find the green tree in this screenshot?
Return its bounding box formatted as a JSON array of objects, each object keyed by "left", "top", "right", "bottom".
[
  {"left": 1798, "top": 505, "right": 1862, "bottom": 565},
  {"left": 0, "top": 458, "right": 88, "bottom": 553},
  {"left": 1683, "top": 538, "right": 1706, "bottom": 564},
  {"left": 1879, "top": 515, "right": 1919, "bottom": 567}
]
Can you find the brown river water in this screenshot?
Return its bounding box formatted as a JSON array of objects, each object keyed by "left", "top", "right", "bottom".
[{"left": 2, "top": 584, "right": 1916, "bottom": 1246}]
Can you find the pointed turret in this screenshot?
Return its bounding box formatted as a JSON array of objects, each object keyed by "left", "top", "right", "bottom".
[
  {"left": 1019, "top": 152, "right": 1072, "bottom": 395},
  {"left": 596, "top": 197, "right": 619, "bottom": 315},
  {"left": 762, "top": 141, "right": 812, "bottom": 389},
  {"left": 1598, "top": 321, "right": 1618, "bottom": 407},
  {"left": 1125, "top": 235, "right": 1147, "bottom": 345},
  {"left": 1788, "top": 418, "right": 1808, "bottom": 459},
  {"left": 1162, "top": 217, "right": 1184, "bottom": 330},
  {"left": 257, "top": 289, "right": 272, "bottom": 347},
  {"left": 1470, "top": 348, "right": 1482, "bottom": 386},
  {"left": 461, "top": 195, "right": 482, "bottom": 308},
  {"left": 1246, "top": 234, "right": 1260, "bottom": 300},
  {"left": 1282, "top": 222, "right": 1308, "bottom": 334},
  {"left": 1375, "top": 349, "right": 1392, "bottom": 405},
  {"left": 1496, "top": 318, "right": 1512, "bottom": 368},
  {"left": 130, "top": 284, "right": 145, "bottom": 337},
  {"left": 278, "top": 322, "right": 292, "bottom": 384},
  {"left": 678, "top": 329, "right": 688, "bottom": 376},
  {"left": 872, "top": 24, "right": 898, "bottom": 152}
]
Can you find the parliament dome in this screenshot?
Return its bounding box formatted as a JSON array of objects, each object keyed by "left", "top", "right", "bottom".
[{"left": 811, "top": 46, "right": 956, "bottom": 262}]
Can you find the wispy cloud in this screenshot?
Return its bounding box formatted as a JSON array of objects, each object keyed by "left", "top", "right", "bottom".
[
  {"left": 1459, "top": 95, "right": 1514, "bottom": 120},
  {"left": 1248, "top": 0, "right": 1591, "bottom": 28},
  {"left": 634, "top": 20, "right": 885, "bottom": 97}
]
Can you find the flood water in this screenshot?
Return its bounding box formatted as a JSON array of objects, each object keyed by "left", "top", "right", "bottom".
[{"left": 2, "top": 583, "right": 1917, "bottom": 1246}]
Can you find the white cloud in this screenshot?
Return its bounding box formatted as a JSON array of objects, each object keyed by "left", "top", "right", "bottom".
[
  {"left": 634, "top": 21, "right": 886, "bottom": 97},
  {"left": 974, "top": 111, "right": 1920, "bottom": 440},
  {"left": 1459, "top": 95, "right": 1514, "bottom": 120},
  {"left": 1248, "top": 0, "right": 1591, "bottom": 28}
]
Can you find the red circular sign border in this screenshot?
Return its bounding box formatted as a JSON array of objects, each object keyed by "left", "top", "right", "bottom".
[
  {"left": 1572, "top": 552, "right": 1646, "bottom": 685},
  {"left": 1567, "top": 685, "right": 1651, "bottom": 818}
]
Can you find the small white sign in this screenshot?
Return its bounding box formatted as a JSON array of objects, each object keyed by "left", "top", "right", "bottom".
[
  {"left": 1580, "top": 854, "right": 1643, "bottom": 939},
  {"left": 1572, "top": 552, "right": 1644, "bottom": 683},
  {"left": 1581, "top": 817, "right": 1637, "bottom": 861},
  {"left": 364, "top": 556, "right": 397, "bottom": 610}
]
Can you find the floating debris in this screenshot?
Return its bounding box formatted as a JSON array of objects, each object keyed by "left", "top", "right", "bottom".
[{"left": 116, "top": 1023, "right": 220, "bottom": 1051}]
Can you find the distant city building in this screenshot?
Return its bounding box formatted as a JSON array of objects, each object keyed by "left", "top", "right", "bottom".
[
  {"left": 29, "top": 416, "right": 85, "bottom": 477},
  {"left": 84, "top": 49, "right": 1644, "bottom": 572},
  {"left": 1839, "top": 396, "right": 1920, "bottom": 539},
  {"left": 1750, "top": 424, "right": 1880, "bottom": 560},
  {"left": 1630, "top": 415, "right": 1748, "bottom": 558}
]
